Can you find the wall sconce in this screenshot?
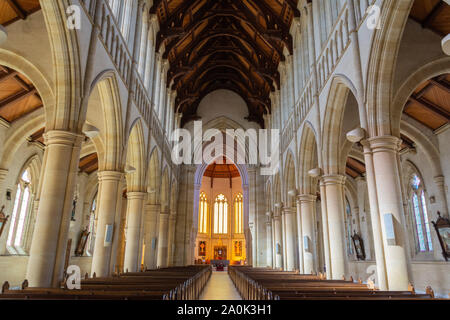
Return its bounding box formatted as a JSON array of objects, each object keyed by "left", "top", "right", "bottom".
[
  {"left": 125, "top": 164, "right": 136, "bottom": 174},
  {"left": 346, "top": 127, "right": 366, "bottom": 143},
  {"left": 0, "top": 25, "right": 7, "bottom": 46},
  {"left": 442, "top": 34, "right": 450, "bottom": 56},
  {"left": 82, "top": 123, "right": 100, "bottom": 139},
  {"left": 308, "top": 168, "right": 322, "bottom": 178}
]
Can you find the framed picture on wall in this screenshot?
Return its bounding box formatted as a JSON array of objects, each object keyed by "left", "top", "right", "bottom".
[
  {"left": 351, "top": 232, "right": 366, "bottom": 261},
  {"left": 0, "top": 206, "right": 9, "bottom": 238},
  {"left": 75, "top": 229, "right": 90, "bottom": 257},
  {"left": 432, "top": 211, "right": 450, "bottom": 261},
  {"left": 199, "top": 241, "right": 206, "bottom": 256}
]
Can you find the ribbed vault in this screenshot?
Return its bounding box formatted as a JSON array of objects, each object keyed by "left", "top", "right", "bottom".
[{"left": 151, "top": 0, "right": 299, "bottom": 127}]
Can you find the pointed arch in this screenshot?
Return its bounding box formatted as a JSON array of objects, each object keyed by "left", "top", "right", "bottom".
[
  {"left": 147, "top": 147, "right": 161, "bottom": 205},
  {"left": 298, "top": 122, "right": 320, "bottom": 195},
  {"left": 125, "top": 119, "right": 147, "bottom": 192}
]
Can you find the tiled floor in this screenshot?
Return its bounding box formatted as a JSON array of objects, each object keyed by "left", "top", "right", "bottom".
[{"left": 200, "top": 271, "right": 242, "bottom": 300}]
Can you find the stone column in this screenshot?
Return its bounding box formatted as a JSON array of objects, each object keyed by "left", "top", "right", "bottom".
[
  {"left": 124, "top": 192, "right": 146, "bottom": 272},
  {"left": 167, "top": 213, "right": 177, "bottom": 266},
  {"left": 157, "top": 210, "right": 169, "bottom": 268},
  {"left": 369, "top": 136, "right": 409, "bottom": 291},
  {"left": 434, "top": 176, "right": 449, "bottom": 218},
  {"left": 295, "top": 198, "right": 304, "bottom": 274},
  {"left": 265, "top": 212, "right": 273, "bottom": 267},
  {"left": 273, "top": 206, "right": 283, "bottom": 269},
  {"left": 144, "top": 203, "right": 160, "bottom": 269},
  {"left": 322, "top": 175, "right": 347, "bottom": 280},
  {"left": 26, "top": 131, "right": 83, "bottom": 288},
  {"left": 299, "top": 194, "right": 317, "bottom": 274},
  {"left": 91, "top": 171, "right": 124, "bottom": 277},
  {"left": 283, "top": 207, "right": 296, "bottom": 271}
]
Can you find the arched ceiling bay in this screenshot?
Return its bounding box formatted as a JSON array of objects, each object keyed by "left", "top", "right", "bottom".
[{"left": 151, "top": 0, "right": 299, "bottom": 128}]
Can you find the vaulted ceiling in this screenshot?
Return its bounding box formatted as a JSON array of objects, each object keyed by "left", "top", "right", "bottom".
[{"left": 151, "top": 0, "right": 299, "bottom": 128}]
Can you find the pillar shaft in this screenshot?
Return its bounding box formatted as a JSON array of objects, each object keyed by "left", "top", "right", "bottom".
[
  {"left": 157, "top": 212, "right": 169, "bottom": 268},
  {"left": 295, "top": 199, "right": 304, "bottom": 274},
  {"left": 91, "top": 171, "right": 123, "bottom": 277},
  {"left": 369, "top": 136, "right": 409, "bottom": 291},
  {"left": 26, "top": 130, "right": 83, "bottom": 287},
  {"left": 273, "top": 209, "right": 283, "bottom": 269},
  {"left": 124, "top": 192, "right": 146, "bottom": 272},
  {"left": 283, "top": 208, "right": 296, "bottom": 271},
  {"left": 299, "top": 194, "right": 317, "bottom": 274},
  {"left": 144, "top": 204, "right": 160, "bottom": 269},
  {"left": 322, "top": 175, "right": 347, "bottom": 279},
  {"left": 266, "top": 218, "right": 273, "bottom": 267},
  {"left": 167, "top": 213, "right": 177, "bottom": 266}
]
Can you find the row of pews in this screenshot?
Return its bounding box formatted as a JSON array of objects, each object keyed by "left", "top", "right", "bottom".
[
  {"left": 229, "top": 266, "right": 439, "bottom": 300},
  {"left": 0, "top": 265, "right": 212, "bottom": 300}
]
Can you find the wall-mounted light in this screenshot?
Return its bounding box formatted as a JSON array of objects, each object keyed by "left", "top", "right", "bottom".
[
  {"left": 125, "top": 164, "right": 136, "bottom": 174},
  {"left": 442, "top": 34, "right": 450, "bottom": 56},
  {"left": 346, "top": 127, "right": 366, "bottom": 143},
  {"left": 82, "top": 123, "right": 100, "bottom": 139},
  {"left": 308, "top": 168, "right": 322, "bottom": 178},
  {"left": 0, "top": 25, "right": 7, "bottom": 46},
  {"left": 288, "top": 189, "right": 297, "bottom": 197}
]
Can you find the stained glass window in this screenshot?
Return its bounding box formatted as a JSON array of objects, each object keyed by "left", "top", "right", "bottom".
[
  {"left": 198, "top": 192, "right": 208, "bottom": 234},
  {"left": 214, "top": 194, "right": 228, "bottom": 234},
  {"left": 410, "top": 174, "right": 433, "bottom": 252},
  {"left": 7, "top": 169, "right": 33, "bottom": 255},
  {"left": 234, "top": 193, "right": 243, "bottom": 234}
]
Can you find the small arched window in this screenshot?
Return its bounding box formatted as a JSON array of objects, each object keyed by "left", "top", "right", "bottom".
[
  {"left": 214, "top": 194, "right": 228, "bottom": 234},
  {"left": 234, "top": 193, "right": 243, "bottom": 234},
  {"left": 198, "top": 192, "right": 208, "bottom": 234},
  {"left": 410, "top": 174, "right": 433, "bottom": 252},
  {"left": 7, "top": 169, "right": 33, "bottom": 255}
]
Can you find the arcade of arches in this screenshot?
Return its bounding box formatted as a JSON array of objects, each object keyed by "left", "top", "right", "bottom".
[{"left": 0, "top": 0, "right": 449, "bottom": 298}]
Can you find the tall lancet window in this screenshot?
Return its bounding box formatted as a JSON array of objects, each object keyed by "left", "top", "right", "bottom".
[
  {"left": 234, "top": 193, "right": 243, "bottom": 234},
  {"left": 198, "top": 192, "right": 208, "bottom": 234},
  {"left": 7, "top": 169, "right": 33, "bottom": 255},
  {"left": 345, "top": 199, "right": 353, "bottom": 256},
  {"left": 410, "top": 174, "right": 433, "bottom": 252},
  {"left": 214, "top": 194, "right": 228, "bottom": 234}
]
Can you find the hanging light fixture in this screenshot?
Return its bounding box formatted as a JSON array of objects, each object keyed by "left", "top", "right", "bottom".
[{"left": 0, "top": 25, "right": 7, "bottom": 46}]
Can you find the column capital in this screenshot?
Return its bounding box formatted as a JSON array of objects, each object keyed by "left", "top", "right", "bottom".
[
  {"left": 297, "top": 194, "right": 317, "bottom": 203},
  {"left": 434, "top": 175, "right": 445, "bottom": 186},
  {"left": 321, "top": 174, "right": 346, "bottom": 186},
  {"left": 44, "top": 130, "right": 84, "bottom": 147},
  {"left": 97, "top": 171, "right": 124, "bottom": 182},
  {"left": 282, "top": 207, "right": 296, "bottom": 215},
  {"left": 0, "top": 168, "right": 8, "bottom": 181},
  {"left": 368, "top": 135, "right": 402, "bottom": 154},
  {"left": 127, "top": 192, "right": 147, "bottom": 200},
  {"left": 145, "top": 203, "right": 160, "bottom": 211}
]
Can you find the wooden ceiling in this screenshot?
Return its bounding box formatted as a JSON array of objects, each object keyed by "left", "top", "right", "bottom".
[
  {"left": 404, "top": 74, "right": 450, "bottom": 131},
  {"left": 346, "top": 157, "right": 366, "bottom": 179},
  {"left": 0, "top": 0, "right": 41, "bottom": 26},
  {"left": 409, "top": 0, "right": 450, "bottom": 36},
  {"left": 151, "top": 0, "right": 299, "bottom": 127},
  {"left": 204, "top": 157, "right": 240, "bottom": 179},
  {"left": 0, "top": 65, "right": 43, "bottom": 123}
]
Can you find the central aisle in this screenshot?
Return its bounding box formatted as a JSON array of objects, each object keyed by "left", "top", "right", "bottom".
[{"left": 200, "top": 271, "right": 242, "bottom": 300}]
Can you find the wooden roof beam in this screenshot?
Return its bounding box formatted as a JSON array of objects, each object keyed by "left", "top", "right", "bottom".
[
  {"left": 408, "top": 95, "right": 450, "bottom": 121},
  {"left": 6, "top": 0, "right": 27, "bottom": 20},
  {"left": 0, "top": 88, "right": 37, "bottom": 109}
]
